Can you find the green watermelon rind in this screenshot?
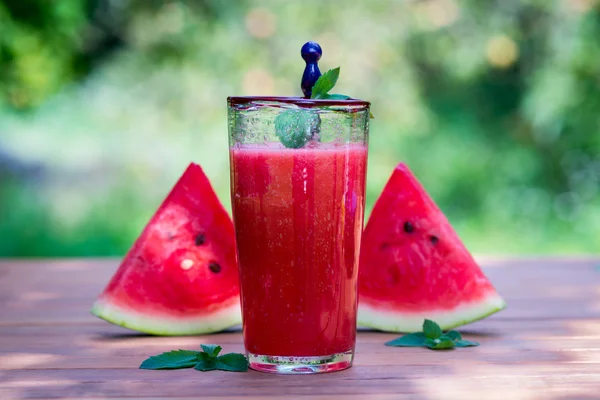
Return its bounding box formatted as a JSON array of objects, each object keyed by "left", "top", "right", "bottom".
[
  {"left": 357, "top": 292, "right": 506, "bottom": 333},
  {"left": 91, "top": 297, "right": 242, "bottom": 336}
]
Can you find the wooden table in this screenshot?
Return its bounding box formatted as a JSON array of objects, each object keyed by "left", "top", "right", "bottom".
[{"left": 1, "top": 258, "right": 599, "bottom": 399}]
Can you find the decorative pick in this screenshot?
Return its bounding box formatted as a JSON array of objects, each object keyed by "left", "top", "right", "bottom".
[{"left": 300, "top": 41, "right": 322, "bottom": 98}]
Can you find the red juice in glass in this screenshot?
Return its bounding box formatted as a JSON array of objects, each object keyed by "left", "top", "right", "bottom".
[{"left": 228, "top": 96, "right": 370, "bottom": 374}]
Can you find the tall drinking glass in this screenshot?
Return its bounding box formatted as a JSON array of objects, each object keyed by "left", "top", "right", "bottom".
[{"left": 228, "top": 96, "right": 370, "bottom": 374}]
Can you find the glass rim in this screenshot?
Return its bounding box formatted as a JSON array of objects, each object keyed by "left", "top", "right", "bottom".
[{"left": 228, "top": 96, "right": 370, "bottom": 109}]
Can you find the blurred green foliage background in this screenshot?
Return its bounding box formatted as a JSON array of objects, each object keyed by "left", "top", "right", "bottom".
[{"left": 1, "top": 0, "right": 599, "bottom": 257}]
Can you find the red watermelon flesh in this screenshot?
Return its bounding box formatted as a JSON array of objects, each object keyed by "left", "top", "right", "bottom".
[
  {"left": 91, "top": 163, "right": 241, "bottom": 335},
  {"left": 358, "top": 163, "right": 505, "bottom": 332}
]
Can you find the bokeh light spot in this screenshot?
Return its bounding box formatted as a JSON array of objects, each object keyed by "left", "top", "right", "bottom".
[
  {"left": 486, "top": 35, "right": 519, "bottom": 68},
  {"left": 245, "top": 8, "right": 277, "bottom": 39},
  {"left": 415, "top": 0, "right": 460, "bottom": 29},
  {"left": 158, "top": 2, "right": 185, "bottom": 34},
  {"left": 314, "top": 33, "right": 341, "bottom": 62},
  {"left": 242, "top": 68, "right": 275, "bottom": 95},
  {"left": 565, "top": 0, "right": 597, "bottom": 13}
]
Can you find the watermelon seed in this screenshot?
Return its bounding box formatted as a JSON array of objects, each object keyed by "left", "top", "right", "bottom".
[
  {"left": 403, "top": 221, "right": 414, "bottom": 233},
  {"left": 209, "top": 262, "right": 221, "bottom": 273},
  {"left": 195, "top": 233, "right": 206, "bottom": 246},
  {"left": 167, "top": 232, "right": 176, "bottom": 241},
  {"left": 429, "top": 235, "right": 439, "bottom": 245}
]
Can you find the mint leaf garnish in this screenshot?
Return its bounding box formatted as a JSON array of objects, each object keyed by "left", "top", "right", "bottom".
[
  {"left": 384, "top": 332, "right": 426, "bottom": 347},
  {"left": 423, "top": 319, "right": 443, "bottom": 339},
  {"left": 309, "top": 68, "right": 354, "bottom": 101},
  {"left": 274, "top": 109, "right": 320, "bottom": 149},
  {"left": 139, "top": 350, "right": 200, "bottom": 370},
  {"left": 215, "top": 353, "right": 250, "bottom": 372},
  {"left": 385, "top": 320, "right": 480, "bottom": 351},
  {"left": 275, "top": 65, "right": 373, "bottom": 148},
  {"left": 140, "top": 345, "right": 248, "bottom": 372},
  {"left": 311, "top": 67, "right": 340, "bottom": 99},
  {"left": 200, "top": 344, "right": 222, "bottom": 357},
  {"left": 310, "top": 67, "right": 374, "bottom": 118},
  {"left": 323, "top": 94, "right": 350, "bottom": 100}
]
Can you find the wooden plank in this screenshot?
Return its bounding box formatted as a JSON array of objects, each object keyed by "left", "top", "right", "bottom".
[
  {"left": 0, "top": 397, "right": 488, "bottom": 400},
  {"left": 2, "top": 319, "right": 600, "bottom": 371},
  {"left": 2, "top": 364, "right": 599, "bottom": 399}
]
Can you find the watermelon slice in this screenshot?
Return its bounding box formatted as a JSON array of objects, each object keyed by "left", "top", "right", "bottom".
[
  {"left": 358, "top": 163, "right": 505, "bottom": 332},
  {"left": 91, "top": 163, "right": 241, "bottom": 335}
]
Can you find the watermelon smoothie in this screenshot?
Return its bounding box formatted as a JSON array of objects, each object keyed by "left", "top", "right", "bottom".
[
  {"left": 231, "top": 142, "right": 367, "bottom": 356},
  {"left": 228, "top": 96, "right": 370, "bottom": 374}
]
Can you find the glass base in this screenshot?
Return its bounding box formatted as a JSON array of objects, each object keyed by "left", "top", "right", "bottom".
[{"left": 248, "top": 350, "right": 353, "bottom": 374}]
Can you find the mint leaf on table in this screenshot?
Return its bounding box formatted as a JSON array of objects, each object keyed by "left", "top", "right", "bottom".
[
  {"left": 425, "top": 337, "right": 456, "bottom": 350},
  {"left": 200, "top": 344, "right": 222, "bottom": 357},
  {"left": 384, "top": 332, "right": 426, "bottom": 347},
  {"left": 311, "top": 67, "right": 340, "bottom": 99},
  {"left": 384, "top": 320, "right": 480, "bottom": 351},
  {"left": 140, "top": 345, "right": 248, "bottom": 372},
  {"left": 140, "top": 350, "right": 201, "bottom": 370},
  {"left": 445, "top": 330, "right": 462, "bottom": 341},
  {"left": 274, "top": 109, "right": 320, "bottom": 149},
  {"left": 423, "top": 319, "right": 443, "bottom": 339},
  {"left": 455, "top": 340, "right": 480, "bottom": 347},
  {"left": 195, "top": 351, "right": 249, "bottom": 373},
  {"left": 215, "top": 353, "right": 250, "bottom": 372},
  {"left": 194, "top": 352, "right": 218, "bottom": 371}
]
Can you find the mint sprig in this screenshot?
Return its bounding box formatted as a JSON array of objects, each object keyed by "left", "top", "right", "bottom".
[
  {"left": 423, "top": 319, "right": 443, "bottom": 339},
  {"left": 385, "top": 320, "right": 479, "bottom": 350},
  {"left": 311, "top": 67, "right": 342, "bottom": 99},
  {"left": 311, "top": 67, "right": 374, "bottom": 119},
  {"left": 200, "top": 344, "right": 221, "bottom": 357},
  {"left": 140, "top": 345, "right": 248, "bottom": 372},
  {"left": 139, "top": 350, "right": 203, "bottom": 370},
  {"left": 214, "top": 353, "right": 250, "bottom": 372},
  {"left": 310, "top": 67, "right": 354, "bottom": 102},
  {"left": 274, "top": 66, "right": 373, "bottom": 149},
  {"left": 384, "top": 332, "right": 426, "bottom": 347}
]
